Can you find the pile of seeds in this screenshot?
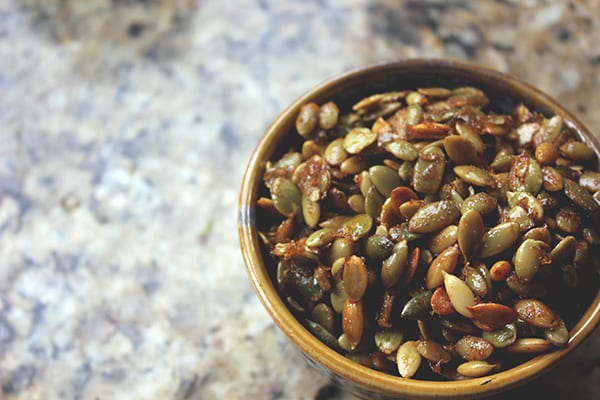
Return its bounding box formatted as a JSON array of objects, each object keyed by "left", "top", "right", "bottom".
[{"left": 257, "top": 86, "right": 599, "bottom": 380}]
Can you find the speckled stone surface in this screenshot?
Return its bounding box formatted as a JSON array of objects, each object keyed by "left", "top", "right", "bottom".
[{"left": 0, "top": 0, "right": 598, "bottom": 399}]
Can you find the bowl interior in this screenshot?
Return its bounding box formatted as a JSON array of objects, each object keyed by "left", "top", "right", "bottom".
[{"left": 239, "top": 59, "right": 600, "bottom": 399}]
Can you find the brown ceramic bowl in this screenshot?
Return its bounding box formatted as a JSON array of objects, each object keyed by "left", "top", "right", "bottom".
[{"left": 238, "top": 59, "right": 600, "bottom": 399}]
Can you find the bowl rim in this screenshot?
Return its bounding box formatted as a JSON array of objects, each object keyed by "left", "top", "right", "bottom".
[{"left": 238, "top": 58, "right": 600, "bottom": 399}]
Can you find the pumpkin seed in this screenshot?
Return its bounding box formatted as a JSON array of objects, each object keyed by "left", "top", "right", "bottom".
[
  {"left": 560, "top": 141, "right": 595, "bottom": 162},
  {"left": 522, "top": 226, "right": 551, "bottom": 244},
  {"left": 413, "top": 146, "right": 445, "bottom": 194},
  {"left": 401, "top": 290, "right": 434, "bottom": 320},
  {"left": 342, "top": 298, "right": 364, "bottom": 350},
  {"left": 514, "top": 299, "right": 560, "bottom": 328},
  {"left": 461, "top": 192, "right": 498, "bottom": 216},
  {"left": 398, "top": 199, "right": 424, "bottom": 220},
  {"left": 555, "top": 206, "right": 583, "bottom": 233},
  {"left": 463, "top": 266, "right": 488, "bottom": 298},
  {"left": 482, "top": 323, "right": 517, "bottom": 348},
  {"left": 330, "top": 280, "right": 347, "bottom": 314},
  {"left": 579, "top": 171, "right": 600, "bottom": 192},
  {"left": 390, "top": 186, "right": 419, "bottom": 212},
  {"left": 440, "top": 316, "right": 480, "bottom": 335},
  {"left": 564, "top": 180, "right": 600, "bottom": 215},
  {"left": 375, "top": 329, "right": 404, "bottom": 355},
  {"left": 343, "top": 255, "right": 369, "bottom": 301},
  {"left": 426, "top": 245, "right": 460, "bottom": 289},
  {"left": 455, "top": 335, "right": 494, "bottom": 361},
  {"left": 506, "top": 191, "right": 544, "bottom": 223},
  {"left": 419, "top": 87, "right": 452, "bottom": 98},
  {"left": 319, "top": 101, "right": 339, "bottom": 130},
  {"left": 396, "top": 341, "right": 422, "bottom": 378},
  {"left": 455, "top": 121, "right": 485, "bottom": 153},
  {"left": 416, "top": 339, "right": 452, "bottom": 363},
  {"left": 340, "top": 214, "right": 373, "bottom": 241},
  {"left": 311, "top": 303, "right": 336, "bottom": 333},
  {"left": 296, "top": 102, "right": 319, "bottom": 138},
  {"left": 467, "top": 303, "right": 518, "bottom": 330},
  {"left": 443, "top": 135, "right": 478, "bottom": 164},
  {"left": 365, "top": 185, "right": 385, "bottom": 220},
  {"left": 324, "top": 138, "right": 348, "bottom": 166},
  {"left": 385, "top": 139, "right": 418, "bottom": 161},
  {"left": 508, "top": 152, "right": 543, "bottom": 194},
  {"left": 302, "top": 194, "right": 320, "bottom": 228},
  {"left": 306, "top": 228, "right": 336, "bottom": 248},
  {"left": 381, "top": 240, "right": 408, "bottom": 290},
  {"left": 478, "top": 222, "right": 520, "bottom": 258},
  {"left": 489, "top": 260, "right": 513, "bottom": 282},
  {"left": 550, "top": 236, "right": 576, "bottom": 265},
  {"left": 429, "top": 225, "right": 459, "bottom": 255},
  {"left": 344, "top": 127, "right": 377, "bottom": 154},
  {"left": 457, "top": 361, "right": 498, "bottom": 378},
  {"left": 454, "top": 166, "right": 496, "bottom": 187},
  {"left": 513, "top": 239, "right": 551, "bottom": 281},
  {"left": 535, "top": 142, "right": 560, "bottom": 166},
  {"left": 430, "top": 286, "right": 455, "bottom": 315},
  {"left": 491, "top": 154, "right": 516, "bottom": 172},
  {"left": 544, "top": 319, "right": 569, "bottom": 347},
  {"left": 506, "top": 272, "right": 548, "bottom": 297},
  {"left": 443, "top": 272, "right": 476, "bottom": 318},
  {"left": 458, "top": 210, "right": 484, "bottom": 261},
  {"left": 270, "top": 178, "right": 302, "bottom": 217},
  {"left": 305, "top": 319, "right": 340, "bottom": 350},
  {"left": 542, "top": 166, "right": 564, "bottom": 192},
  {"left": 582, "top": 227, "right": 600, "bottom": 246},
  {"left": 409, "top": 200, "right": 461, "bottom": 234},
  {"left": 370, "top": 165, "right": 402, "bottom": 197},
  {"left": 505, "top": 338, "right": 553, "bottom": 354}
]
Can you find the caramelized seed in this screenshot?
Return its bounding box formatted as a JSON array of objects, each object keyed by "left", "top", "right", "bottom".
[
  {"left": 455, "top": 335, "right": 494, "bottom": 361},
  {"left": 458, "top": 210, "right": 484, "bottom": 261},
  {"left": 514, "top": 299, "right": 560, "bottom": 328},
  {"left": 342, "top": 299, "right": 364, "bottom": 350},
  {"left": 396, "top": 341, "right": 422, "bottom": 378},
  {"left": 426, "top": 245, "right": 460, "bottom": 289},
  {"left": 343, "top": 255, "right": 369, "bottom": 301}
]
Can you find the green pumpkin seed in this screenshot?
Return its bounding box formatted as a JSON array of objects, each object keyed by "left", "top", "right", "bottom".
[
  {"left": 369, "top": 165, "right": 402, "bottom": 197},
  {"left": 330, "top": 237, "right": 354, "bottom": 263},
  {"left": 582, "top": 227, "right": 600, "bottom": 246},
  {"left": 305, "top": 319, "right": 340, "bottom": 350},
  {"left": 491, "top": 154, "right": 516, "bottom": 172},
  {"left": 301, "top": 140, "right": 322, "bottom": 159},
  {"left": 409, "top": 200, "right": 461, "bottom": 234},
  {"left": 573, "top": 239, "right": 589, "bottom": 269},
  {"left": 364, "top": 185, "right": 385, "bottom": 220},
  {"left": 455, "top": 121, "right": 485, "bottom": 153},
  {"left": 331, "top": 257, "right": 345, "bottom": 279},
  {"left": 457, "top": 361, "right": 498, "bottom": 377},
  {"left": 440, "top": 316, "right": 480, "bottom": 335},
  {"left": 482, "top": 323, "right": 517, "bottom": 348},
  {"left": 330, "top": 280, "right": 347, "bottom": 314},
  {"left": 396, "top": 341, "right": 422, "bottom": 378},
  {"left": 413, "top": 146, "right": 445, "bottom": 194},
  {"left": 478, "top": 222, "right": 520, "bottom": 258},
  {"left": 513, "top": 239, "right": 551, "bottom": 281},
  {"left": 398, "top": 199, "right": 424, "bottom": 220},
  {"left": 324, "top": 138, "right": 348, "bottom": 166},
  {"left": 454, "top": 165, "right": 496, "bottom": 187},
  {"left": 389, "top": 222, "right": 424, "bottom": 242},
  {"left": 461, "top": 192, "right": 498, "bottom": 216},
  {"left": 340, "top": 214, "right": 373, "bottom": 241},
  {"left": 463, "top": 266, "right": 488, "bottom": 298},
  {"left": 375, "top": 330, "right": 404, "bottom": 355},
  {"left": 271, "top": 178, "right": 302, "bottom": 217},
  {"left": 429, "top": 225, "right": 459, "bottom": 255},
  {"left": 296, "top": 102, "right": 319, "bottom": 138},
  {"left": 306, "top": 228, "right": 336, "bottom": 248},
  {"left": 560, "top": 141, "right": 595, "bottom": 162},
  {"left": 302, "top": 194, "right": 320, "bottom": 228},
  {"left": 474, "top": 263, "right": 493, "bottom": 299},
  {"left": 385, "top": 139, "right": 418, "bottom": 161},
  {"left": 353, "top": 91, "right": 407, "bottom": 113},
  {"left": 506, "top": 272, "right": 548, "bottom": 297},
  {"left": 458, "top": 210, "right": 484, "bottom": 261},
  {"left": 555, "top": 206, "right": 583, "bottom": 233},
  {"left": 564, "top": 180, "right": 600, "bottom": 215},
  {"left": 426, "top": 245, "right": 460, "bottom": 289},
  {"left": 443, "top": 272, "right": 476, "bottom": 318},
  {"left": 443, "top": 135, "right": 478, "bottom": 164},
  {"left": 365, "top": 234, "right": 394, "bottom": 260},
  {"left": 381, "top": 240, "right": 408, "bottom": 289},
  {"left": 319, "top": 101, "right": 339, "bottom": 130},
  {"left": 418, "top": 87, "right": 452, "bottom": 98},
  {"left": 401, "top": 290, "right": 434, "bottom": 320},
  {"left": 506, "top": 191, "right": 544, "bottom": 223},
  {"left": 344, "top": 127, "right": 377, "bottom": 154},
  {"left": 398, "top": 160, "right": 415, "bottom": 181},
  {"left": 522, "top": 226, "right": 551, "bottom": 244},
  {"left": 406, "top": 103, "right": 423, "bottom": 125},
  {"left": 579, "top": 171, "right": 600, "bottom": 192},
  {"left": 544, "top": 319, "right": 569, "bottom": 347},
  {"left": 550, "top": 235, "right": 576, "bottom": 265},
  {"left": 347, "top": 193, "right": 365, "bottom": 214},
  {"left": 540, "top": 115, "right": 563, "bottom": 144},
  {"left": 311, "top": 303, "right": 336, "bottom": 333},
  {"left": 508, "top": 152, "right": 543, "bottom": 194}
]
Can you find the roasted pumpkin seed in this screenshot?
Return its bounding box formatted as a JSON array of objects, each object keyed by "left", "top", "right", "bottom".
[
  {"left": 396, "top": 341, "right": 422, "bottom": 378},
  {"left": 478, "top": 222, "right": 520, "bottom": 258},
  {"left": 409, "top": 200, "right": 461, "bottom": 234}
]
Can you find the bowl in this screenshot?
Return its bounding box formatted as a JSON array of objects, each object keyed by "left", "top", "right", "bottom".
[{"left": 238, "top": 59, "right": 600, "bottom": 399}]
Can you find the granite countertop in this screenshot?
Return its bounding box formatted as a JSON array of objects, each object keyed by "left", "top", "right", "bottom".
[{"left": 0, "top": 1, "right": 598, "bottom": 399}]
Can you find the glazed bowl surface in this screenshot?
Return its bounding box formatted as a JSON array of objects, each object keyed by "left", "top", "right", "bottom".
[{"left": 238, "top": 59, "right": 600, "bottom": 400}]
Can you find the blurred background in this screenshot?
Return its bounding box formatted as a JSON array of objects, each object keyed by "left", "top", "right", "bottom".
[{"left": 0, "top": 0, "right": 598, "bottom": 399}]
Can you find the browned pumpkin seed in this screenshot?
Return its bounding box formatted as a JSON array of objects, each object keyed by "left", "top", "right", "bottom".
[
  {"left": 390, "top": 186, "right": 419, "bottom": 212},
  {"left": 535, "top": 142, "right": 560, "bottom": 166},
  {"left": 418, "top": 87, "right": 452, "bottom": 98},
  {"left": 429, "top": 225, "right": 459, "bottom": 255},
  {"left": 490, "top": 260, "right": 513, "bottom": 282},
  {"left": 579, "top": 171, "right": 600, "bottom": 192},
  {"left": 306, "top": 228, "right": 336, "bottom": 248},
  {"left": 550, "top": 235, "right": 576, "bottom": 265},
  {"left": 522, "top": 226, "right": 551, "bottom": 244},
  {"left": 344, "top": 127, "right": 378, "bottom": 154},
  {"left": 396, "top": 341, "right": 422, "bottom": 378},
  {"left": 455, "top": 335, "right": 494, "bottom": 361},
  {"left": 555, "top": 206, "right": 583, "bottom": 233},
  {"left": 505, "top": 338, "right": 553, "bottom": 354},
  {"left": 461, "top": 192, "right": 498, "bottom": 216},
  {"left": 426, "top": 245, "right": 460, "bottom": 289},
  {"left": 302, "top": 140, "right": 322, "bottom": 159},
  {"left": 385, "top": 139, "right": 418, "bottom": 161},
  {"left": 413, "top": 146, "right": 446, "bottom": 194},
  {"left": 416, "top": 339, "right": 452, "bottom": 363},
  {"left": 458, "top": 210, "right": 484, "bottom": 261},
  {"left": 514, "top": 299, "right": 560, "bottom": 328},
  {"left": 342, "top": 298, "right": 364, "bottom": 350},
  {"left": 478, "top": 222, "right": 520, "bottom": 258},
  {"left": 365, "top": 185, "right": 385, "bottom": 220},
  {"left": 506, "top": 272, "right": 548, "bottom": 297},
  {"left": 508, "top": 152, "right": 543, "bottom": 194},
  {"left": 491, "top": 154, "right": 516, "bottom": 172},
  {"left": 339, "top": 214, "right": 373, "bottom": 241},
  {"left": 324, "top": 138, "right": 348, "bottom": 166},
  {"left": 398, "top": 199, "right": 425, "bottom": 220},
  {"left": 296, "top": 102, "right": 319, "bottom": 138},
  {"left": 467, "top": 303, "right": 518, "bottom": 329},
  {"left": 343, "top": 255, "right": 369, "bottom": 301},
  {"left": 353, "top": 91, "right": 407, "bottom": 113},
  {"left": 455, "top": 121, "right": 486, "bottom": 153},
  {"left": 409, "top": 200, "right": 461, "bottom": 234},
  {"left": 463, "top": 266, "right": 488, "bottom": 298}
]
